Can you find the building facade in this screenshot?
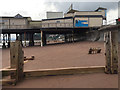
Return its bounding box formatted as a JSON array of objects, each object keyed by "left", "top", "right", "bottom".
[
  {"left": 0, "top": 14, "right": 31, "bottom": 29},
  {"left": 1, "top": 7, "right": 107, "bottom": 29},
  {"left": 47, "top": 12, "right": 63, "bottom": 19},
  {"left": 42, "top": 7, "right": 107, "bottom": 28}
]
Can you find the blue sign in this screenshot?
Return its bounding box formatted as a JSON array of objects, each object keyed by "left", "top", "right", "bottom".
[{"left": 75, "top": 20, "right": 88, "bottom": 27}]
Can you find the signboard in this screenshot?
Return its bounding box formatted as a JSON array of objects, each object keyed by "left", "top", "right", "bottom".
[
  {"left": 75, "top": 18, "right": 89, "bottom": 27},
  {"left": 75, "top": 20, "right": 88, "bottom": 27}
]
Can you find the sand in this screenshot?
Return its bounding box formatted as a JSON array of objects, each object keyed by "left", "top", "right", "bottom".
[
  {"left": 2, "top": 41, "right": 118, "bottom": 88},
  {"left": 2, "top": 41, "right": 105, "bottom": 70}
]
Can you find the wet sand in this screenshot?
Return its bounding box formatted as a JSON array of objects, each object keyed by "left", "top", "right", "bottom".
[{"left": 2, "top": 41, "right": 118, "bottom": 88}]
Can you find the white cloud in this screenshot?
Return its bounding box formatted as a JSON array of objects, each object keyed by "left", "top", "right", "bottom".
[
  {"left": 0, "top": 0, "right": 58, "bottom": 20},
  {"left": 0, "top": 0, "right": 119, "bottom": 21},
  {"left": 37, "top": 2, "right": 58, "bottom": 20},
  {"left": 46, "top": 0, "right": 120, "bottom": 2}
]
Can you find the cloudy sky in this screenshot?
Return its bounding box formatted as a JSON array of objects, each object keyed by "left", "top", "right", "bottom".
[
  {"left": 0, "top": 0, "right": 120, "bottom": 39},
  {"left": 0, "top": 0, "right": 120, "bottom": 24}
]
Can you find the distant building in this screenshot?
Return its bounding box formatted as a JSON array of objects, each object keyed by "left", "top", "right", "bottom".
[
  {"left": 46, "top": 12, "right": 63, "bottom": 19},
  {"left": 0, "top": 14, "right": 31, "bottom": 29},
  {"left": 1, "top": 6, "right": 107, "bottom": 29},
  {"left": 65, "top": 7, "right": 107, "bottom": 27},
  {"left": 42, "top": 7, "right": 107, "bottom": 28}
]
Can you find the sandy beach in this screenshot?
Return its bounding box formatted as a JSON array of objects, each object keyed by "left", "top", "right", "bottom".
[{"left": 2, "top": 41, "right": 118, "bottom": 88}]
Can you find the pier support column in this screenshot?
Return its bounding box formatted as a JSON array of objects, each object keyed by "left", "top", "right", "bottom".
[
  {"left": 41, "top": 31, "right": 46, "bottom": 47},
  {"left": 5, "top": 34, "right": 7, "bottom": 44},
  {"left": 16, "top": 34, "right": 19, "bottom": 40},
  {"left": 104, "top": 30, "right": 118, "bottom": 74},
  {"left": 104, "top": 32, "right": 111, "bottom": 74},
  {"left": 110, "top": 31, "right": 118, "bottom": 74},
  {"left": 20, "top": 33, "right": 23, "bottom": 46},
  {"left": 68, "top": 34, "right": 70, "bottom": 42},
  {"left": 0, "top": 34, "right": 1, "bottom": 43},
  {"left": 8, "top": 34, "right": 10, "bottom": 48},
  {"left": 72, "top": 31, "right": 75, "bottom": 42},
  {"left": 24, "top": 32, "right": 26, "bottom": 47},
  {"left": 69, "top": 34, "right": 72, "bottom": 42},
  {"left": 64, "top": 34, "right": 67, "bottom": 42},
  {"left": 2, "top": 34, "right": 6, "bottom": 48},
  {"left": 29, "top": 33, "right": 34, "bottom": 46}
]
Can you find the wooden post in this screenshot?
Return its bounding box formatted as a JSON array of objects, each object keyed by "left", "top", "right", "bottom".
[
  {"left": 104, "top": 32, "right": 112, "bottom": 73},
  {"left": 110, "top": 30, "right": 118, "bottom": 74},
  {"left": 10, "top": 41, "right": 24, "bottom": 82},
  {"left": 118, "top": 31, "right": 120, "bottom": 90},
  {"left": 104, "top": 30, "right": 118, "bottom": 74}
]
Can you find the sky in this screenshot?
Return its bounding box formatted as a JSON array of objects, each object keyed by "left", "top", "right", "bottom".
[
  {"left": 0, "top": 0, "right": 120, "bottom": 40},
  {"left": 0, "top": 0, "right": 120, "bottom": 24}
]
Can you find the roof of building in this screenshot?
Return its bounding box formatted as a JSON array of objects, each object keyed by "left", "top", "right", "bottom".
[
  {"left": 67, "top": 9, "right": 79, "bottom": 14},
  {"left": 0, "top": 14, "right": 31, "bottom": 19},
  {"left": 95, "top": 7, "right": 107, "bottom": 11},
  {"left": 14, "top": 14, "right": 23, "bottom": 18},
  {"left": 66, "top": 7, "right": 107, "bottom": 14}
]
